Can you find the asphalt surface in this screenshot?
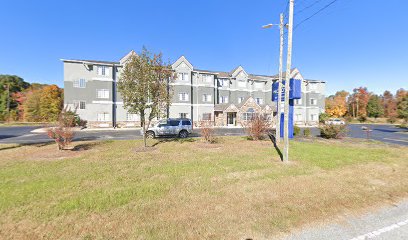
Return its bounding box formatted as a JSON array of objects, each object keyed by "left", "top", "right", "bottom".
[
  {"left": 0, "top": 126, "right": 248, "bottom": 144},
  {"left": 284, "top": 199, "right": 408, "bottom": 240},
  {"left": 1, "top": 124, "right": 407, "bottom": 146}
]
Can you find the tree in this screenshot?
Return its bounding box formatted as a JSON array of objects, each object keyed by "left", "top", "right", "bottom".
[
  {"left": 367, "top": 95, "right": 384, "bottom": 118},
  {"left": 39, "top": 85, "right": 63, "bottom": 121},
  {"left": 396, "top": 89, "right": 408, "bottom": 121},
  {"left": 381, "top": 90, "right": 397, "bottom": 118},
  {"left": 397, "top": 95, "right": 408, "bottom": 121},
  {"left": 325, "top": 90, "right": 349, "bottom": 117},
  {"left": 23, "top": 89, "right": 42, "bottom": 122},
  {"left": 0, "top": 75, "right": 30, "bottom": 120},
  {"left": 117, "top": 48, "right": 174, "bottom": 147},
  {"left": 349, "top": 87, "right": 370, "bottom": 117}
]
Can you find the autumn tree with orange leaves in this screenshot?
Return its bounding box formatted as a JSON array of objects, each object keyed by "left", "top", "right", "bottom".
[{"left": 325, "top": 90, "right": 349, "bottom": 117}]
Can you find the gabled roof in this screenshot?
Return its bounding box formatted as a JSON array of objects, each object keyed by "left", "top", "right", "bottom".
[
  {"left": 60, "top": 59, "right": 119, "bottom": 65},
  {"left": 172, "top": 56, "right": 194, "bottom": 70}
]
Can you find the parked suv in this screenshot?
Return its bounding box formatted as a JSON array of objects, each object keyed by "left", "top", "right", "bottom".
[
  {"left": 146, "top": 118, "right": 192, "bottom": 138},
  {"left": 325, "top": 118, "right": 345, "bottom": 125}
]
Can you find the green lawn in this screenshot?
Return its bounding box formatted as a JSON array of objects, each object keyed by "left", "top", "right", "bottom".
[{"left": 0, "top": 137, "right": 407, "bottom": 239}]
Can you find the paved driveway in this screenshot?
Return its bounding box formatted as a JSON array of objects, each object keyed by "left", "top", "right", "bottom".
[{"left": 0, "top": 124, "right": 407, "bottom": 146}]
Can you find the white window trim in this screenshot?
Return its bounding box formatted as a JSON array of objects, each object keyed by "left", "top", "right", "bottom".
[
  {"left": 219, "top": 96, "right": 229, "bottom": 104},
  {"left": 97, "top": 112, "right": 110, "bottom": 122},
  {"left": 202, "top": 94, "right": 212, "bottom": 102},
  {"left": 73, "top": 79, "right": 86, "bottom": 88},
  {"left": 310, "top": 98, "right": 317, "bottom": 105},
  {"left": 178, "top": 92, "right": 189, "bottom": 101},
  {"left": 96, "top": 89, "right": 110, "bottom": 99},
  {"left": 178, "top": 72, "right": 189, "bottom": 81}
]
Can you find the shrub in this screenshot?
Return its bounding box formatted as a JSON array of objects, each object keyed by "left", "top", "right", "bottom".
[
  {"left": 244, "top": 114, "right": 270, "bottom": 140},
  {"left": 63, "top": 110, "right": 87, "bottom": 128},
  {"left": 387, "top": 117, "right": 397, "bottom": 124},
  {"left": 303, "top": 128, "right": 311, "bottom": 137},
  {"left": 358, "top": 115, "right": 367, "bottom": 123},
  {"left": 319, "top": 124, "right": 348, "bottom": 139},
  {"left": 293, "top": 125, "right": 301, "bottom": 136},
  {"left": 319, "top": 113, "right": 330, "bottom": 124},
  {"left": 199, "top": 121, "right": 216, "bottom": 143},
  {"left": 47, "top": 108, "right": 76, "bottom": 150}
]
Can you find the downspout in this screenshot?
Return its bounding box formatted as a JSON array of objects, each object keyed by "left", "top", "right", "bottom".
[
  {"left": 191, "top": 72, "right": 194, "bottom": 128},
  {"left": 112, "top": 64, "right": 117, "bottom": 128}
]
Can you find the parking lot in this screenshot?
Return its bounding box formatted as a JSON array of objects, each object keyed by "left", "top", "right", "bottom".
[{"left": 0, "top": 124, "right": 407, "bottom": 146}]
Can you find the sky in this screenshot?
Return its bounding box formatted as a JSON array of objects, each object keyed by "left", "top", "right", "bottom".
[{"left": 0, "top": 0, "right": 407, "bottom": 96}]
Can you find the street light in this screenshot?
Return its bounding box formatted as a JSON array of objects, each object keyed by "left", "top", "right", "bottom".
[
  {"left": 262, "top": 13, "right": 284, "bottom": 144},
  {"left": 262, "top": 24, "right": 275, "bottom": 29}
]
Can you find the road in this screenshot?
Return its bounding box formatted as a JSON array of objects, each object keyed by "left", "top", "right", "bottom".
[
  {"left": 284, "top": 199, "right": 408, "bottom": 240},
  {"left": 0, "top": 126, "right": 247, "bottom": 144},
  {"left": 0, "top": 124, "right": 407, "bottom": 146}
]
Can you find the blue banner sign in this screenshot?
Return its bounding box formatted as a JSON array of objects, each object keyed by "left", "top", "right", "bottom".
[
  {"left": 272, "top": 79, "right": 302, "bottom": 101},
  {"left": 272, "top": 79, "right": 302, "bottom": 139}
]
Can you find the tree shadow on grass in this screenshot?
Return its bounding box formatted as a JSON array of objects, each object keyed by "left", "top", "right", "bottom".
[{"left": 268, "top": 133, "right": 283, "bottom": 161}]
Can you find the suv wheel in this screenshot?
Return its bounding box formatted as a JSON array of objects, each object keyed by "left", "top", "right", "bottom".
[
  {"left": 146, "top": 131, "right": 155, "bottom": 139},
  {"left": 179, "top": 130, "right": 188, "bottom": 138}
]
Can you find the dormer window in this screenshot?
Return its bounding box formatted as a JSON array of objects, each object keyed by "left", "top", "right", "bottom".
[
  {"left": 178, "top": 73, "right": 189, "bottom": 81},
  {"left": 97, "top": 66, "right": 108, "bottom": 76}
]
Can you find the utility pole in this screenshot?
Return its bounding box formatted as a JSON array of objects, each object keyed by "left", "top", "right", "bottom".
[
  {"left": 6, "top": 83, "right": 10, "bottom": 122},
  {"left": 276, "top": 13, "right": 284, "bottom": 143},
  {"left": 283, "top": 0, "right": 294, "bottom": 163}
]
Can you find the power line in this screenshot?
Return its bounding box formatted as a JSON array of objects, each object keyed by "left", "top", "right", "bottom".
[
  {"left": 294, "top": 0, "right": 340, "bottom": 30},
  {"left": 295, "top": 0, "right": 324, "bottom": 16}
]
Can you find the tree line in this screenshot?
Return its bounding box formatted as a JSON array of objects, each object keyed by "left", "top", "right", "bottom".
[
  {"left": 325, "top": 87, "right": 408, "bottom": 122},
  {"left": 0, "top": 75, "right": 63, "bottom": 122}
]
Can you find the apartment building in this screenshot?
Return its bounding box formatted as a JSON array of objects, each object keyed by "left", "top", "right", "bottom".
[{"left": 62, "top": 51, "right": 325, "bottom": 128}]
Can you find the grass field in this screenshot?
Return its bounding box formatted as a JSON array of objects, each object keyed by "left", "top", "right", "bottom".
[{"left": 0, "top": 137, "right": 407, "bottom": 239}]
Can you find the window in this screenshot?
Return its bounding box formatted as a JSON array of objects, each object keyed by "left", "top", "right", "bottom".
[
  {"left": 97, "top": 112, "right": 110, "bottom": 121},
  {"left": 202, "top": 113, "right": 212, "bottom": 120},
  {"left": 310, "top": 98, "right": 316, "bottom": 105},
  {"left": 238, "top": 97, "right": 244, "bottom": 103},
  {"left": 255, "top": 98, "right": 263, "bottom": 105},
  {"left": 169, "top": 120, "right": 180, "bottom": 126},
  {"left": 178, "top": 72, "right": 189, "bottom": 81},
  {"left": 73, "top": 100, "right": 86, "bottom": 110},
  {"left": 310, "top": 114, "right": 317, "bottom": 121},
  {"left": 295, "top": 99, "right": 302, "bottom": 105},
  {"left": 295, "top": 114, "right": 302, "bottom": 121},
  {"left": 202, "top": 74, "right": 212, "bottom": 83},
  {"left": 219, "top": 96, "right": 228, "bottom": 103},
  {"left": 255, "top": 81, "right": 264, "bottom": 89},
  {"left": 219, "top": 79, "right": 229, "bottom": 87},
  {"left": 238, "top": 80, "right": 246, "bottom": 88},
  {"left": 73, "top": 79, "right": 86, "bottom": 88},
  {"left": 202, "top": 94, "right": 212, "bottom": 102},
  {"left": 179, "top": 113, "right": 188, "bottom": 118},
  {"left": 242, "top": 108, "right": 255, "bottom": 121},
  {"left": 182, "top": 120, "right": 191, "bottom": 125},
  {"left": 97, "top": 66, "right": 108, "bottom": 76},
  {"left": 126, "top": 113, "right": 139, "bottom": 121},
  {"left": 97, "top": 89, "right": 109, "bottom": 99},
  {"left": 179, "top": 92, "right": 189, "bottom": 101}
]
